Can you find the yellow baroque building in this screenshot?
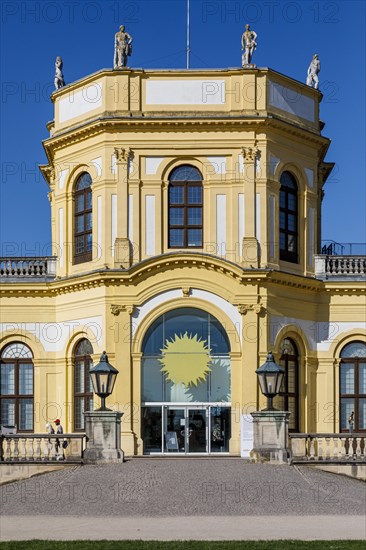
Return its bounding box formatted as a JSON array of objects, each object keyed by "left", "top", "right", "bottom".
[{"left": 1, "top": 66, "right": 365, "bottom": 456}]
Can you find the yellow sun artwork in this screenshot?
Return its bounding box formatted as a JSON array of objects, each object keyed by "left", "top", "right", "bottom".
[{"left": 159, "top": 331, "right": 212, "bottom": 387}]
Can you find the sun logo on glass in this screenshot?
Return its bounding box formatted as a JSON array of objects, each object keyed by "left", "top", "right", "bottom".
[{"left": 159, "top": 332, "right": 212, "bottom": 387}]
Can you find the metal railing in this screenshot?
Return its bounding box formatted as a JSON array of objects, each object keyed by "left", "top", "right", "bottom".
[
  {"left": 321, "top": 241, "right": 366, "bottom": 256},
  {"left": 290, "top": 433, "right": 366, "bottom": 463},
  {"left": 0, "top": 257, "right": 57, "bottom": 279},
  {"left": 1, "top": 433, "right": 86, "bottom": 463}
]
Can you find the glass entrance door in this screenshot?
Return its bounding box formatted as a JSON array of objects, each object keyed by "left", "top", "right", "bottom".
[
  {"left": 187, "top": 408, "right": 207, "bottom": 452},
  {"left": 163, "top": 407, "right": 208, "bottom": 453}
]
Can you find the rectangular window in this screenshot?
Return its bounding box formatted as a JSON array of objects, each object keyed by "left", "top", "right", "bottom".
[
  {"left": 1, "top": 399, "right": 15, "bottom": 425},
  {"left": 188, "top": 229, "right": 202, "bottom": 247},
  {"left": 170, "top": 187, "right": 184, "bottom": 204},
  {"left": 188, "top": 208, "right": 202, "bottom": 225},
  {"left": 1, "top": 364, "right": 15, "bottom": 395},
  {"left": 188, "top": 187, "right": 202, "bottom": 204},
  {"left": 169, "top": 208, "right": 184, "bottom": 225},
  {"left": 341, "top": 364, "right": 355, "bottom": 394},
  {"left": 19, "top": 364, "right": 33, "bottom": 395},
  {"left": 19, "top": 399, "right": 33, "bottom": 430},
  {"left": 169, "top": 229, "right": 184, "bottom": 247}
]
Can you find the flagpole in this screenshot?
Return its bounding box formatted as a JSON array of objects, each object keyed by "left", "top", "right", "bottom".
[{"left": 187, "top": 0, "right": 190, "bottom": 69}]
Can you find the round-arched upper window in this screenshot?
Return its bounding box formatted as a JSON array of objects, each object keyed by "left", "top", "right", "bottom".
[
  {"left": 168, "top": 165, "right": 203, "bottom": 248},
  {"left": 340, "top": 341, "right": 366, "bottom": 358}
]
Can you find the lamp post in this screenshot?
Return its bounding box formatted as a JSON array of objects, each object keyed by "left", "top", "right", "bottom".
[
  {"left": 255, "top": 351, "right": 285, "bottom": 410},
  {"left": 84, "top": 351, "right": 123, "bottom": 463},
  {"left": 249, "top": 351, "right": 290, "bottom": 463},
  {"left": 89, "top": 351, "right": 119, "bottom": 411}
]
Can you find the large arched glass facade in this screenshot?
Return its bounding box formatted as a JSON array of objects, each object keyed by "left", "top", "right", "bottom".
[{"left": 141, "top": 307, "right": 231, "bottom": 454}]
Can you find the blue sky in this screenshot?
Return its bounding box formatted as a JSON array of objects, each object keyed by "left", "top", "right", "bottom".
[{"left": 1, "top": 0, "right": 365, "bottom": 256}]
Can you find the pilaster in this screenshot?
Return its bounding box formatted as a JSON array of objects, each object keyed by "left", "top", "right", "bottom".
[
  {"left": 241, "top": 146, "right": 260, "bottom": 267},
  {"left": 114, "top": 147, "right": 132, "bottom": 267},
  {"left": 110, "top": 303, "right": 136, "bottom": 454}
]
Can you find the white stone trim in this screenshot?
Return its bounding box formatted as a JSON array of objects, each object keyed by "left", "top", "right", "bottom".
[
  {"left": 97, "top": 195, "right": 102, "bottom": 259},
  {"left": 145, "top": 195, "right": 155, "bottom": 256},
  {"left": 216, "top": 195, "right": 226, "bottom": 256},
  {"left": 255, "top": 193, "right": 261, "bottom": 242},
  {"left": 90, "top": 157, "right": 102, "bottom": 178},
  {"left": 128, "top": 194, "right": 133, "bottom": 241},
  {"left": 308, "top": 207, "right": 314, "bottom": 267},
  {"left": 269, "top": 155, "right": 280, "bottom": 177},
  {"left": 0, "top": 316, "right": 103, "bottom": 352},
  {"left": 58, "top": 82, "right": 102, "bottom": 123},
  {"left": 132, "top": 289, "right": 242, "bottom": 344},
  {"left": 269, "top": 81, "right": 315, "bottom": 122},
  {"left": 238, "top": 193, "right": 244, "bottom": 252},
  {"left": 145, "top": 157, "right": 164, "bottom": 175},
  {"left": 111, "top": 194, "right": 117, "bottom": 257},
  {"left": 58, "top": 168, "right": 68, "bottom": 190},
  {"left": 269, "top": 194, "right": 275, "bottom": 259},
  {"left": 58, "top": 208, "right": 63, "bottom": 268},
  {"left": 270, "top": 315, "right": 366, "bottom": 352},
  {"left": 145, "top": 79, "right": 225, "bottom": 105},
  {"left": 207, "top": 157, "right": 226, "bottom": 175},
  {"left": 304, "top": 168, "right": 314, "bottom": 188}
]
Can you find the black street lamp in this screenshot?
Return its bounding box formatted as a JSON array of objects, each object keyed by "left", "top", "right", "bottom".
[
  {"left": 89, "top": 351, "right": 119, "bottom": 411},
  {"left": 255, "top": 351, "right": 285, "bottom": 411}
]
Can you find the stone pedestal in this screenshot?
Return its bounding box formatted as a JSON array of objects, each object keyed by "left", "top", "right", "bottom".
[
  {"left": 83, "top": 411, "right": 124, "bottom": 464},
  {"left": 114, "top": 237, "right": 131, "bottom": 268},
  {"left": 250, "top": 410, "right": 291, "bottom": 463}
]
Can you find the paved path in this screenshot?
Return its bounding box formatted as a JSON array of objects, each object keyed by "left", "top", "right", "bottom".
[{"left": 1, "top": 459, "right": 365, "bottom": 540}]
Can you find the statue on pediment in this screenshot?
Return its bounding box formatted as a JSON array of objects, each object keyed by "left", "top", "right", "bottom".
[
  {"left": 306, "top": 54, "right": 320, "bottom": 89},
  {"left": 241, "top": 24, "right": 257, "bottom": 67},
  {"left": 114, "top": 25, "right": 133, "bottom": 69},
  {"left": 54, "top": 57, "right": 65, "bottom": 90}
]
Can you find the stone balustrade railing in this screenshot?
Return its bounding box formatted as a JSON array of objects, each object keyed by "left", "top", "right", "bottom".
[
  {"left": 315, "top": 255, "right": 366, "bottom": 280},
  {"left": 1, "top": 434, "right": 85, "bottom": 463},
  {"left": 0, "top": 257, "right": 57, "bottom": 279},
  {"left": 290, "top": 433, "right": 366, "bottom": 463}
]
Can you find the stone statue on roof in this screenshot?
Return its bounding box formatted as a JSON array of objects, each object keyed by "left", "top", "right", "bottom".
[
  {"left": 114, "top": 25, "right": 133, "bottom": 69},
  {"left": 54, "top": 56, "right": 65, "bottom": 90},
  {"left": 241, "top": 24, "right": 257, "bottom": 67},
  {"left": 306, "top": 54, "right": 320, "bottom": 89}
]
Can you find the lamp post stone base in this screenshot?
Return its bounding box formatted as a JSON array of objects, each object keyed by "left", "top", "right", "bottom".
[
  {"left": 250, "top": 410, "right": 291, "bottom": 464},
  {"left": 83, "top": 411, "right": 124, "bottom": 464}
]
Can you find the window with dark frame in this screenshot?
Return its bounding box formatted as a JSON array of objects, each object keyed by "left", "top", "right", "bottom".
[
  {"left": 0, "top": 343, "right": 34, "bottom": 432},
  {"left": 73, "top": 339, "right": 94, "bottom": 431},
  {"left": 339, "top": 341, "right": 366, "bottom": 433},
  {"left": 273, "top": 338, "right": 299, "bottom": 432},
  {"left": 74, "top": 172, "right": 92, "bottom": 264},
  {"left": 279, "top": 171, "right": 298, "bottom": 263},
  {"left": 168, "top": 165, "right": 203, "bottom": 249}
]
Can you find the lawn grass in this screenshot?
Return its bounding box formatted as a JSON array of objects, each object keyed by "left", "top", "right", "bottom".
[{"left": 0, "top": 542, "right": 364, "bottom": 549}]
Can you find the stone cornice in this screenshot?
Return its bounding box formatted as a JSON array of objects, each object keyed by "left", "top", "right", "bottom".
[
  {"left": 1, "top": 254, "right": 364, "bottom": 298},
  {"left": 42, "top": 114, "right": 328, "bottom": 160}
]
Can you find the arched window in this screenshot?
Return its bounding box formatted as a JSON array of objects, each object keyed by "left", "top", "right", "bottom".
[
  {"left": 74, "top": 172, "right": 92, "bottom": 264},
  {"left": 168, "top": 165, "right": 203, "bottom": 248},
  {"left": 0, "top": 343, "right": 34, "bottom": 432},
  {"left": 279, "top": 171, "right": 298, "bottom": 263},
  {"left": 73, "top": 339, "right": 94, "bottom": 431},
  {"left": 273, "top": 338, "right": 299, "bottom": 431},
  {"left": 340, "top": 341, "right": 366, "bottom": 433}
]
